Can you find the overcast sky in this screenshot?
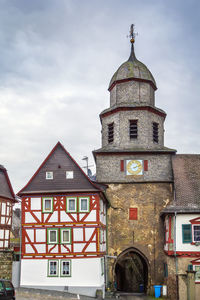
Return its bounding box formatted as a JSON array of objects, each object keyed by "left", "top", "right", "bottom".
[{"left": 0, "top": 0, "right": 200, "bottom": 193}]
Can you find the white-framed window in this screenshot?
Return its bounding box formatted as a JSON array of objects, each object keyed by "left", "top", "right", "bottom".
[
  {"left": 66, "top": 197, "right": 77, "bottom": 213},
  {"left": 60, "top": 228, "right": 71, "bottom": 244},
  {"left": 60, "top": 260, "right": 71, "bottom": 277},
  {"left": 48, "top": 260, "right": 58, "bottom": 277},
  {"left": 79, "top": 197, "right": 90, "bottom": 213},
  {"left": 47, "top": 228, "right": 59, "bottom": 244},
  {"left": 193, "top": 225, "right": 200, "bottom": 242},
  {"left": 42, "top": 197, "right": 53, "bottom": 213},
  {"left": 194, "top": 266, "right": 200, "bottom": 282},
  {"left": 46, "top": 171, "right": 53, "bottom": 180},
  {"left": 66, "top": 171, "right": 74, "bottom": 179}
]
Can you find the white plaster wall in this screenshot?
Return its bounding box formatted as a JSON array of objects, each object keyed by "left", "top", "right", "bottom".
[
  {"left": 31, "top": 198, "right": 41, "bottom": 210},
  {"left": 100, "top": 199, "right": 106, "bottom": 225},
  {"left": 36, "top": 229, "right": 46, "bottom": 242},
  {"left": 73, "top": 228, "right": 83, "bottom": 241},
  {"left": 25, "top": 212, "right": 37, "bottom": 223},
  {"left": 1, "top": 203, "right": 6, "bottom": 215},
  {"left": 0, "top": 229, "right": 3, "bottom": 239},
  {"left": 21, "top": 258, "right": 104, "bottom": 287},
  {"left": 85, "top": 210, "right": 96, "bottom": 222},
  {"left": 85, "top": 228, "right": 95, "bottom": 240},
  {"left": 176, "top": 214, "right": 200, "bottom": 252},
  {"left": 48, "top": 211, "right": 58, "bottom": 222}
]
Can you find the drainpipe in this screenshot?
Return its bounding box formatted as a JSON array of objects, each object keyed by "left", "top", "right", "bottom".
[
  {"left": 19, "top": 199, "right": 22, "bottom": 288},
  {"left": 174, "top": 211, "right": 179, "bottom": 300}
]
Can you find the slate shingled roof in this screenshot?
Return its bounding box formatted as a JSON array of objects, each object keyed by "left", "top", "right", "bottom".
[
  {"left": 18, "top": 142, "right": 106, "bottom": 195},
  {"left": 0, "top": 165, "right": 16, "bottom": 201},
  {"left": 163, "top": 154, "right": 200, "bottom": 213}
]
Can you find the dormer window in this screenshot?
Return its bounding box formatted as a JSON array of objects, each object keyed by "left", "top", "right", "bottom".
[
  {"left": 108, "top": 123, "right": 114, "bottom": 143},
  {"left": 129, "top": 120, "right": 138, "bottom": 139},
  {"left": 46, "top": 171, "right": 53, "bottom": 180},
  {"left": 66, "top": 171, "right": 74, "bottom": 179},
  {"left": 153, "top": 122, "right": 159, "bottom": 143}
]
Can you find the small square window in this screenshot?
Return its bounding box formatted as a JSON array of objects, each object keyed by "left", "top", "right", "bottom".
[
  {"left": 66, "top": 171, "right": 74, "bottom": 179},
  {"left": 60, "top": 228, "right": 71, "bottom": 244},
  {"left": 42, "top": 197, "right": 53, "bottom": 213},
  {"left": 46, "top": 171, "right": 53, "bottom": 180},
  {"left": 79, "top": 197, "right": 90, "bottom": 213},
  {"left": 66, "top": 197, "right": 77, "bottom": 213},
  {"left": 61, "top": 260, "right": 71, "bottom": 277},
  {"left": 48, "top": 260, "right": 58, "bottom": 277},
  {"left": 47, "top": 228, "right": 59, "bottom": 244}
]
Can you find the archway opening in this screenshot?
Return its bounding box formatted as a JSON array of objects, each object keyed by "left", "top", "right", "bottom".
[{"left": 115, "top": 249, "right": 148, "bottom": 293}]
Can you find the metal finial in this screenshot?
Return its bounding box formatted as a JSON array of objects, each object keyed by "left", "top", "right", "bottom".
[{"left": 128, "top": 24, "right": 138, "bottom": 43}]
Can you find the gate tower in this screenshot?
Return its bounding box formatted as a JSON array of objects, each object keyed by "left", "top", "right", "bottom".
[{"left": 93, "top": 26, "right": 176, "bottom": 293}]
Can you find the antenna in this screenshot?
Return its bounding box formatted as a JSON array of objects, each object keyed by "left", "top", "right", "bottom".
[{"left": 82, "top": 156, "right": 94, "bottom": 177}]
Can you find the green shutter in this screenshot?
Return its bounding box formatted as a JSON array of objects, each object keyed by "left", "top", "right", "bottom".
[{"left": 182, "top": 224, "right": 192, "bottom": 243}]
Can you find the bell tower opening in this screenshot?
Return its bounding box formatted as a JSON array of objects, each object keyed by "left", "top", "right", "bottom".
[{"left": 115, "top": 249, "right": 148, "bottom": 293}]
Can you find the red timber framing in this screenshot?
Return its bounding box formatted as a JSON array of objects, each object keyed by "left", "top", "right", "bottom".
[
  {"left": 21, "top": 193, "right": 106, "bottom": 259},
  {"left": 165, "top": 250, "right": 200, "bottom": 257},
  {"left": 0, "top": 198, "right": 13, "bottom": 249},
  {"left": 18, "top": 142, "right": 108, "bottom": 260},
  {"left": 0, "top": 165, "right": 16, "bottom": 250}
]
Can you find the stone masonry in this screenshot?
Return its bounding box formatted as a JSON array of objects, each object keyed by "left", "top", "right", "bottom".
[{"left": 0, "top": 251, "right": 13, "bottom": 279}]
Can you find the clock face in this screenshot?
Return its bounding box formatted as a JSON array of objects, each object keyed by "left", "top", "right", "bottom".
[{"left": 126, "top": 160, "right": 143, "bottom": 175}]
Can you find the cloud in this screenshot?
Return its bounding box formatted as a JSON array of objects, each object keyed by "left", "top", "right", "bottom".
[{"left": 0, "top": 0, "right": 199, "bottom": 192}]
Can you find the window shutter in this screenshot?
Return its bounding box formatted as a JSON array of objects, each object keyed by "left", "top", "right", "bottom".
[
  {"left": 144, "top": 160, "right": 148, "bottom": 171},
  {"left": 129, "top": 208, "right": 138, "bottom": 220},
  {"left": 120, "top": 160, "right": 124, "bottom": 171},
  {"left": 182, "top": 224, "right": 192, "bottom": 243}
]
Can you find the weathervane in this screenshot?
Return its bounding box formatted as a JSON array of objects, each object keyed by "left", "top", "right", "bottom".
[{"left": 128, "top": 24, "right": 138, "bottom": 43}]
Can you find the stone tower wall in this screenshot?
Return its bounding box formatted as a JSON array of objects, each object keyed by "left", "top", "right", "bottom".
[
  {"left": 110, "top": 81, "right": 155, "bottom": 107},
  {"left": 101, "top": 110, "right": 165, "bottom": 149},
  {"left": 96, "top": 153, "right": 173, "bottom": 183},
  {"left": 106, "top": 182, "right": 173, "bottom": 289}
]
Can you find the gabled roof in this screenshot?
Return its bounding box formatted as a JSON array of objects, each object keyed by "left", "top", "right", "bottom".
[
  {"left": 163, "top": 154, "right": 200, "bottom": 214},
  {"left": 18, "top": 142, "right": 106, "bottom": 195},
  {"left": 0, "top": 165, "right": 16, "bottom": 201}
]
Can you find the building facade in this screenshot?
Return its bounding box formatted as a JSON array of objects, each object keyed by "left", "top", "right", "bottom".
[
  {"left": 93, "top": 37, "right": 176, "bottom": 294},
  {"left": 18, "top": 142, "right": 107, "bottom": 297},
  {"left": 163, "top": 155, "right": 200, "bottom": 300},
  {"left": 0, "top": 164, "right": 16, "bottom": 279}
]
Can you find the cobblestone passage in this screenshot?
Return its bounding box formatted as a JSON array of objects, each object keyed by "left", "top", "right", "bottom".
[{"left": 15, "top": 290, "right": 152, "bottom": 300}]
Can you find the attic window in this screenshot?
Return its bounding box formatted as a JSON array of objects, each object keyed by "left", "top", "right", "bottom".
[
  {"left": 46, "top": 171, "right": 53, "bottom": 180},
  {"left": 66, "top": 171, "right": 73, "bottom": 179}
]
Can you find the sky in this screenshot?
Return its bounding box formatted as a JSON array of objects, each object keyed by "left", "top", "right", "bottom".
[{"left": 0, "top": 0, "right": 200, "bottom": 194}]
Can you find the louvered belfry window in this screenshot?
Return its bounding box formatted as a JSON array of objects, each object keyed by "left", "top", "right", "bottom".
[
  {"left": 153, "top": 122, "right": 159, "bottom": 143},
  {"left": 108, "top": 122, "right": 114, "bottom": 143},
  {"left": 129, "top": 120, "right": 138, "bottom": 139}
]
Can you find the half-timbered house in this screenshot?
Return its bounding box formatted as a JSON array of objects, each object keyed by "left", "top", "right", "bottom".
[
  {"left": 0, "top": 164, "right": 16, "bottom": 279},
  {"left": 18, "top": 142, "right": 107, "bottom": 297}
]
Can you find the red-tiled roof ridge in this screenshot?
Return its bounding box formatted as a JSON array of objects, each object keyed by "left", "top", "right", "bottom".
[{"left": 18, "top": 141, "right": 105, "bottom": 195}]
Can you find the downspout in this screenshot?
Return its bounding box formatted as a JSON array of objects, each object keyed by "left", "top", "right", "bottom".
[{"left": 19, "top": 198, "right": 22, "bottom": 288}]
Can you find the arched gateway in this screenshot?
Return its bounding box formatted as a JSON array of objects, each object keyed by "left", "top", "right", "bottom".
[{"left": 115, "top": 248, "right": 149, "bottom": 293}]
